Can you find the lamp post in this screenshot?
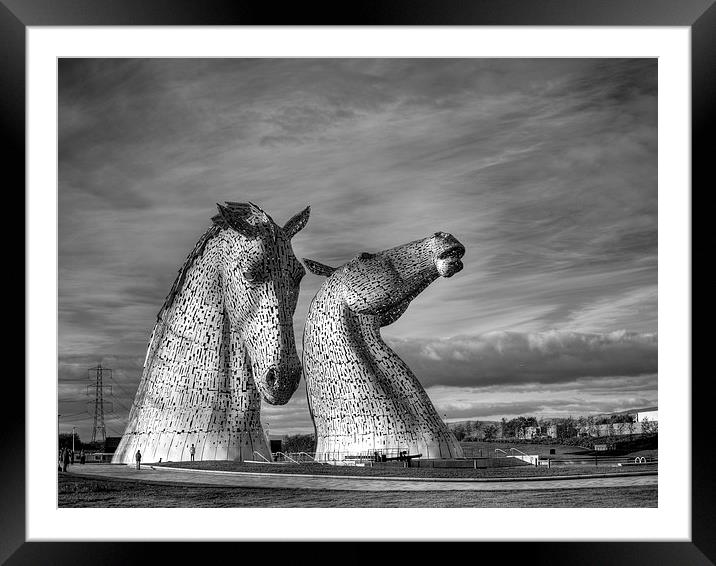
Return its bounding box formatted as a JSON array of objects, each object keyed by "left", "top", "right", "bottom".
[{"left": 72, "top": 426, "right": 76, "bottom": 453}]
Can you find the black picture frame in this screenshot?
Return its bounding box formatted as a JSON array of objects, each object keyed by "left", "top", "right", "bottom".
[{"left": 6, "top": 1, "right": 710, "bottom": 563}]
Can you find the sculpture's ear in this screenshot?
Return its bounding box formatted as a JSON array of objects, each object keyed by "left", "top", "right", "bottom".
[
  {"left": 283, "top": 205, "right": 311, "bottom": 239},
  {"left": 216, "top": 203, "right": 258, "bottom": 238},
  {"left": 303, "top": 258, "right": 337, "bottom": 277}
]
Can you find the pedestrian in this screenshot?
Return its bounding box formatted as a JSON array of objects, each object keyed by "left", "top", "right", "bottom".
[
  {"left": 190, "top": 444, "right": 196, "bottom": 462},
  {"left": 58, "top": 449, "right": 63, "bottom": 472},
  {"left": 80, "top": 450, "right": 86, "bottom": 465},
  {"left": 62, "top": 448, "right": 70, "bottom": 472},
  {"left": 135, "top": 449, "right": 142, "bottom": 470},
  {"left": 70, "top": 450, "right": 75, "bottom": 465}
]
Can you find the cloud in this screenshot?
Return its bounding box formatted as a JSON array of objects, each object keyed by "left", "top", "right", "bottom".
[
  {"left": 427, "top": 378, "right": 658, "bottom": 421},
  {"left": 388, "top": 330, "right": 657, "bottom": 388}
]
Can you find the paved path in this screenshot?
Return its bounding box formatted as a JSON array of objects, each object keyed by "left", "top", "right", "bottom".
[{"left": 67, "top": 464, "right": 657, "bottom": 492}]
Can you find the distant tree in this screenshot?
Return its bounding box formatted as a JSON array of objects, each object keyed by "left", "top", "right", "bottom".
[
  {"left": 641, "top": 416, "right": 658, "bottom": 435},
  {"left": 58, "top": 432, "right": 82, "bottom": 451},
  {"left": 615, "top": 421, "right": 626, "bottom": 437},
  {"left": 587, "top": 415, "right": 599, "bottom": 437},
  {"left": 282, "top": 434, "right": 315, "bottom": 453},
  {"left": 502, "top": 416, "right": 539, "bottom": 438},
  {"left": 452, "top": 423, "right": 467, "bottom": 441},
  {"left": 575, "top": 416, "right": 587, "bottom": 436},
  {"left": 562, "top": 416, "right": 577, "bottom": 440},
  {"left": 472, "top": 421, "right": 484, "bottom": 440},
  {"left": 483, "top": 425, "right": 498, "bottom": 441},
  {"left": 626, "top": 419, "right": 636, "bottom": 439}
]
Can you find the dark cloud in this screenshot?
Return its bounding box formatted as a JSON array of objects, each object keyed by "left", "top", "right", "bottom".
[{"left": 388, "top": 331, "right": 657, "bottom": 388}]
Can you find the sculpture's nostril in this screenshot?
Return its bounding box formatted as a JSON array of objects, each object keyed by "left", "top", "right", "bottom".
[{"left": 265, "top": 367, "right": 276, "bottom": 388}]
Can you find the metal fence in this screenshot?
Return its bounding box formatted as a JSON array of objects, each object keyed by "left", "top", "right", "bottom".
[{"left": 267, "top": 448, "right": 419, "bottom": 464}]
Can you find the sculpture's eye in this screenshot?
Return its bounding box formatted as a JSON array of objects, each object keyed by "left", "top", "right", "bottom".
[{"left": 242, "top": 264, "right": 266, "bottom": 284}]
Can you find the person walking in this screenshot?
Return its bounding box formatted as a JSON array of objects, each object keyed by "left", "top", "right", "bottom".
[
  {"left": 62, "top": 448, "right": 70, "bottom": 472},
  {"left": 70, "top": 450, "right": 75, "bottom": 465},
  {"left": 190, "top": 444, "right": 196, "bottom": 462},
  {"left": 135, "top": 449, "right": 142, "bottom": 470},
  {"left": 80, "top": 449, "right": 86, "bottom": 465}
]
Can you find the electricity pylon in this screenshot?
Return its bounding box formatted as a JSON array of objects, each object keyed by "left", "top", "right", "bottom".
[{"left": 87, "top": 364, "right": 113, "bottom": 444}]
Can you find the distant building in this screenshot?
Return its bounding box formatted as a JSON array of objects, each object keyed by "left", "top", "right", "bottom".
[
  {"left": 518, "top": 426, "right": 546, "bottom": 440},
  {"left": 578, "top": 422, "right": 652, "bottom": 437},
  {"left": 577, "top": 406, "right": 658, "bottom": 437},
  {"left": 636, "top": 409, "right": 658, "bottom": 422},
  {"left": 546, "top": 423, "right": 577, "bottom": 439}
]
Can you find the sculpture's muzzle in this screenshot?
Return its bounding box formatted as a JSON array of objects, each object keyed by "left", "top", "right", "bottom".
[
  {"left": 259, "top": 363, "right": 302, "bottom": 405},
  {"left": 433, "top": 232, "right": 465, "bottom": 277}
]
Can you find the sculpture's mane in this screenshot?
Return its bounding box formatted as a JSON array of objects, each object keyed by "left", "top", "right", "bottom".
[{"left": 156, "top": 202, "right": 272, "bottom": 321}]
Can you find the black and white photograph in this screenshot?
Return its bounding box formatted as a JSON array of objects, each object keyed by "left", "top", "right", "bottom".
[{"left": 56, "top": 58, "right": 659, "bottom": 508}]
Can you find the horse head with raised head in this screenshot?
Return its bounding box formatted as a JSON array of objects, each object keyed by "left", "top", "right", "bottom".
[
  {"left": 302, "top": 231, "right": 466, "bottom": 461},
  {"left": 304, "top": 231, "right": 465, "bottom": 327}
]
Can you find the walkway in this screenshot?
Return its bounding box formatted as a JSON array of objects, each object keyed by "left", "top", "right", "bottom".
[{"left": 67, "top": 464, "right": 657, "bottom": 492}]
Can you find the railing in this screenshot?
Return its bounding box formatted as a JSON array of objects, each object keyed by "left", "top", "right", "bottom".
[
  {"left": 297, "top": 452, "right": 322, "bottom": 463},
  {"left": 246, "top": 452, "right": 324, "bottom": 464},
  {"left": 306, "top": 447, "right": 421, "bottom": 463},
  {"left": 509, "top": 447, "right": 529, "bottom": 457},
  {"left": 509, "top": 447, "right": 539, "bottom": 466},
  {"left": 494, "top": 448, "right": 508, "bottom": 457},
  {"left": 272, "top": 451, "right": 301, "bottom": 464},
  {"left": 252, "top": 450, "right": 270, "bottom": 463}
]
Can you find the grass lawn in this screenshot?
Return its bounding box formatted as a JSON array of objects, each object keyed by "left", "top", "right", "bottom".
[
  {"left": 58, "top": 474, "right": 657, "bottom": 508},
  {"left": 460, "top": 442, "right": 590, "bottom": 458},
  {"left": 153, "top": 460, "right": 655, "bottom": 479},
  {"left": 460, "top": 439, "right": 658, "bottom": 459}
]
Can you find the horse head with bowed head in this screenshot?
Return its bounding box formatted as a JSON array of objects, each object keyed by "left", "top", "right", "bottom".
[
  {"left": 302, "top": 231, "right": 466, "bottom": 462},
  {"left": 113, "top": 202, "right": 310, "bottom": 464}
]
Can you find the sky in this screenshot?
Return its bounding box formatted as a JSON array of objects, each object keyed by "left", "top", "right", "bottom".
[{"left": 58, "top": 58, "right": 657, "bottom": 438}]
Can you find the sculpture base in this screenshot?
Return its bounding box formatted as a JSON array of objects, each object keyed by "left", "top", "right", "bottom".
[
  {"left": 111, "top": 430, "right": 270, "bottom": 464},
  {"left": 314, "top": 436, "right": 464, "bottom": 464}
]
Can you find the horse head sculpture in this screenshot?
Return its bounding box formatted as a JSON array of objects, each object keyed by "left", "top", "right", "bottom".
[
  {"left": 215, "top": 202, "right": 308, "bottom": 404},
  {"left": 302, "top": 232, "right": 466, "bottom": 461},
  {"left": 305, "top": 231, "right": 465, "bottom": 327},
  {"left": 112, "top": 201, "right": 309, "bottom": 464}
]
